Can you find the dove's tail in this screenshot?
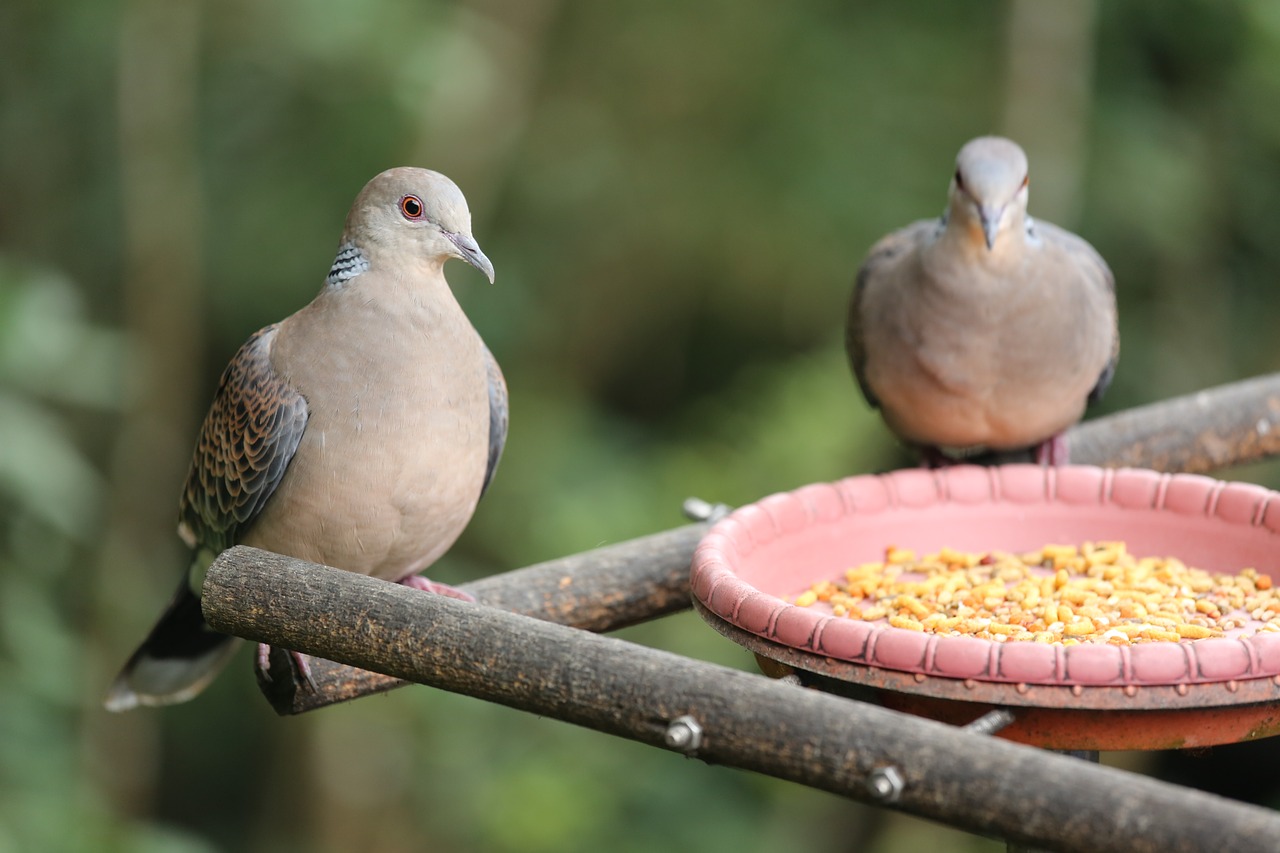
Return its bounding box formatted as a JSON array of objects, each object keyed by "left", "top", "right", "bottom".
[{"left": 104, "top": 577, "right": 240, "bottom": 712}]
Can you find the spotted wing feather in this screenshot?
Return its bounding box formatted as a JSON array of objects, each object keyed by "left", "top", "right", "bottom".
[{"left": 178, "top": 324, "right": 309, "bottom": 553}]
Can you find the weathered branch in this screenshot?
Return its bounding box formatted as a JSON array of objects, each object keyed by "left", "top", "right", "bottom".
[
  {"left": 232, "top": 524, "right": 709, "bottom": 709},
  {"left": 225, "top": 372, "right": 1280, "bottom": 713},
  {"left": 1072, "top": 373, "right": 1280, "bottom": 471},
  {"left": 201, "top": 554, "right": 1280, "bottom": 853},
  {"left": 980, "top": 372, "right": 1280, "bottom": 470}
]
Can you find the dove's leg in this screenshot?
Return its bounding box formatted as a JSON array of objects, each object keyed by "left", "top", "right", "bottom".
[
  {"left": 256, "top": 644, "right": 318, "bottom": 691},
  {"left": 1034, "top": 433, "right": 1071, "bottom": 466},
  {"left": 399, "top": 574, "right": 476, "bottom": 602}
]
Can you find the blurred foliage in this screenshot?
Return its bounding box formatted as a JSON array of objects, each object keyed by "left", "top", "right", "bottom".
[{"left": 3, "top": 0, "right": 1280, "bottom": 851}]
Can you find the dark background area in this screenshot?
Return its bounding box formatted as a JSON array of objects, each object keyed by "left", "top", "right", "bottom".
[{"left": 3, "top": 1, "right": 1280, "bottom": 850}]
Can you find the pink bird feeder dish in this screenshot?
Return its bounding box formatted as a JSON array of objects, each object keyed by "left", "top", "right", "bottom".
[{"left": 691, "top": 465, "right": 1280, "bottom": 750}]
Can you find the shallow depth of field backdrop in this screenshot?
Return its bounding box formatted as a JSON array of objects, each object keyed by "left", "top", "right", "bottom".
[{"left": 4, "top": 1, "right": 1280, "bottom": 851}]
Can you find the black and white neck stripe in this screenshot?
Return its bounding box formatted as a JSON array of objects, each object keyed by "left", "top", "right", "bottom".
[{"left": 326, "top": 243, "right": 370, "bottom": 288}]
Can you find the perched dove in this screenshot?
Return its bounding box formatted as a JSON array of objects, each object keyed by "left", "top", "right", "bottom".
[
  {"left": 846, "top": 136, "right": 1117, "bottom": 465},
  {"left": 105, "top": 167, "right": 506, "bottom": 711}
]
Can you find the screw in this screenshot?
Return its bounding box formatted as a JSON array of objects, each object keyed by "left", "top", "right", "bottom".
[
  {"left": 866, "top": 766, "right": 905, "bottom": 803},
  {"left": 664, "top": 715, "right": 704, "bottom": 752},
  {"left": 963, "top": 708, "right": 1016, "bottom": 737}
]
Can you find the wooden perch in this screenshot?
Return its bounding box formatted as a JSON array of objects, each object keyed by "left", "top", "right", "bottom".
[
  {"left": 222, "top": 522, "right": 711, "bottom": 709},
  {"left": 984, "top": 372, "right": 1280, "bottom": 470},
  {"left": 201, "top": 554, "right": 1280, "bottom": 853},
  {"left": 217, "top": 372, "right": 1280, "bottom": 713},
  {"left": 1068, "top": 372, "right": 1280, "bottom": 470}
]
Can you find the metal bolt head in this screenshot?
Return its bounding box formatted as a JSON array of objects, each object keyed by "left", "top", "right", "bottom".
[
  {"left": 664, "top": 715, "right": 704, "bottom": 752},
  {"left": 866, "top": 765, "right": 905, "bottom": 803}
]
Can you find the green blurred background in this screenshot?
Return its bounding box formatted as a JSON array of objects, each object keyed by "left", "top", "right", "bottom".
[{"left": 4, "top": 0, "right": 1280, "bottom": 850}]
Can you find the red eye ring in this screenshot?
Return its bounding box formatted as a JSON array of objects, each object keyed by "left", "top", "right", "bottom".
[{"left": 400, "top": 195, "right": 424, "bottom": 219}]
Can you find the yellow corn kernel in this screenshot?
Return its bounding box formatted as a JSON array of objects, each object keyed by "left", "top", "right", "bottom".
[
  {"left": 1087, "top": 543, "right": 1124, "bottom": 565},
  {"left": 936, "top": 547, "right": 978, "bottom": 567},
  {"left": 1060, "top": 587, "right": 1093, "bottom": 606},
  {"left": 1118, "top": 601, "right": 1147, "bottom": 619},
  {"left": 896, "top": 594, "right": 930, "bottom": 618},
  {"left": 794, "top": 590, "right": 817, "bottom": 607},
  {"left": 889, "top": 614, "right": 924, "bottom": 631},
  {"left": 1064, "top": 618, "right": 1096, "bottom": 636},
  {"left": 1195, "top": 599, "right": 1220, "bottom": 616}
]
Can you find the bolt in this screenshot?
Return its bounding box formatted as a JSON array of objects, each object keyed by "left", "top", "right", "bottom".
[
  {"left": 866, "top": 766, "right": 905, "bottom": 803},
  {"left": 963, "top": 708, "right": 1016, "bottom": 737},
  {"left": 664, "top": 715, "right": 704, "bottom": 752}
]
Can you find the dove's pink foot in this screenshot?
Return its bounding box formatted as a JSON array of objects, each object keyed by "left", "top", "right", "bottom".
[
  {"left": 399, "top": 574, "right": 476, "bottom": 602},
  {"left": 256, "top": 643, "right": 318, "bottom": 691},
  {"left": 1033, "top": 433, "right": 1070, "bottom": 466}
]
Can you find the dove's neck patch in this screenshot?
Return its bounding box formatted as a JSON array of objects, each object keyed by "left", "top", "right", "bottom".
[{"left": 326, "top": 243, "right": 370, "bottom": 288}]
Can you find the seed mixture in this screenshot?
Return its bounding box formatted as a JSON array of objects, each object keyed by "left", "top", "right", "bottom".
[{"left": 793, "top": 542, "right": 1280, "bottom": 645}]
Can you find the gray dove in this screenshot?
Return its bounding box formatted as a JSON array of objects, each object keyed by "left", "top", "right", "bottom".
[{"left": 846, "top": 136, "right": 1117, "bottom": 465}]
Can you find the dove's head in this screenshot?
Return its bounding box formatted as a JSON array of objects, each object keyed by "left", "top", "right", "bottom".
[
  {"left": 343, "top": 167, "right": 495, "bottom": 283},
  {"left": 948, "top": 137, "right": 1029, "bottom": 251}
]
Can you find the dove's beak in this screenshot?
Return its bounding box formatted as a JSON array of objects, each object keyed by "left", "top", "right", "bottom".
[
  {"left": 445, "top": 231, "right": 496, "bottom": 283},
  {"left": 978, "top": 204, "right": 1002, "bottom": 251}
]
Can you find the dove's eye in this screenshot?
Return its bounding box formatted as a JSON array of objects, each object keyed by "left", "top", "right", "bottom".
[
  {"left": 400, "top": 195, "right": 424, "bottom": 219},
  {"left": 954, "top": 169, "right": 965, "bottom": 192}
]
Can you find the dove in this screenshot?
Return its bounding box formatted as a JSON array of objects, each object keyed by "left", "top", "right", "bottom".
[
  {"left": 105, "top": 167, "right": 506, "bottom": 710},
  {"left": 846, "top": 136, "right": 1117, "bottom": 466}
]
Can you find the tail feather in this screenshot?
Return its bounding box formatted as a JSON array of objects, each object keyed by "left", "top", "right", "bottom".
[{"left": 104, "top": 580, "right": 240, "bottom": 712}]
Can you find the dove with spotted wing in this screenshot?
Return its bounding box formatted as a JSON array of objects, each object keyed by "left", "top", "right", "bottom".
[{"left": 105, "top": 167, "right": 506, "bottom": 710}]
